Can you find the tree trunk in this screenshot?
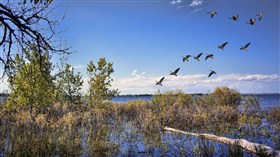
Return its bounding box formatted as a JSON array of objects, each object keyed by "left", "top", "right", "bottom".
[{"left": 164, "top": 126, "right": 280, "bottom": 157}]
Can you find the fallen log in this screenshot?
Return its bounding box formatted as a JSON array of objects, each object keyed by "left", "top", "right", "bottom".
[{"left": 164, "top": 126, "right": 280, "bottom": 157}]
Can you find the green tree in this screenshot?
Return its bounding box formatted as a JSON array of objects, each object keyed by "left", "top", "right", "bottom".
[
  {"left": 6, "top": 45, "right": 55, "bottom": 115},
  {"left": 87, "top": 57, "right": 119, "bottom": 107},
  {"left": 56, "top": 63, "right": 83, "bottom": 106}
]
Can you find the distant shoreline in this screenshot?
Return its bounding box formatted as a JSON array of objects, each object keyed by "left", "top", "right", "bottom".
[
  {"left": 1, "top": 93, "right": 280, "bottom": 97},
  {"left": 116, "top": 93, "right": 280, "bottom": 97}
]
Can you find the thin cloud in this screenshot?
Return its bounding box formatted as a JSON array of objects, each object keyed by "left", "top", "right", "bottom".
[
  {"left": 131, "top": 69, "right": 138, "bottom": 76},
  {"left": 189, "top": 0, "right": 204, "bottom": 7},
  {"left": 191, "top": 8, "right": 203, "bottom": 14},
  {"left": 170, "top": 0, "right": 182, "bottom": 5},
  {"left": 74, "top": 65, "right": 84, "bottom": 70}
]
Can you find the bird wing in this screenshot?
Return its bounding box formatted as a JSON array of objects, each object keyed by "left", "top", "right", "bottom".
[
  {"left": 197, "top": 53, "right": 203, "bottom": 58},
  {"left": 159, "top": 77, "right": 165, "bottom": 83},
  {"left": 174, "top": 68, "right": 180, "bottom": 74},
  {"left": 245, "top": 42, "right": 251, "bottom": 48},
  {"left": 258, "top": 13, "right": 263, "bottom": 20},
  {"left": 222, "top": 42, "right": 228, "bottom": 47},
  {"left": 208, "top": 72, "right": 212, "bottom": 77}
]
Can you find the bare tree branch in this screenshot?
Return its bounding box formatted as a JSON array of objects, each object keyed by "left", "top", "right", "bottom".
[{"left": 0, "top": 0, "right": 70, "bottom": 78}]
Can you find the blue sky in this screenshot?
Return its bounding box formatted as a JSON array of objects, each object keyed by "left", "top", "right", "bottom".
[
  {"left": 55, "top": 0, "right": 280, "bottom": 94},
  {"left": 1, "top": 0, "right": 279, "bottom": 94}
]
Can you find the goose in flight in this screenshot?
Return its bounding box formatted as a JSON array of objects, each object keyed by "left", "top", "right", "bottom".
[
  {"left": 170, "top": 68, "right": 180, "bottom": 76},
  {"left": 183, "top": 55, "right": 192, "bottom": 62},
  {"left": 256, "top": 12, "right": 263, "bottom": 21},
  {"left": 229, "top": 14, "right": 239, "bottom": 21},
  {"left": 240, "top": 42, "right": 251, "bottom": 50},
  {"left": 205, "top": 54, "right": 214, "bottom": 61},
  {"left": 246, "top": 18, "right": 256, "bottom": 25},
  {"left": 207, "top": 11, "right": 217, "bottom": 18},
  {"left": 156, "top": 77, "right": 165, "bottom": 86},
  {"left": 194, "top": 53, "right": 203, "bottom": 61},
  {"left": 208, "top": 70, "right": 216, "bottom": 77},
  {"left": 218, "top": 42, "right": 228, "bottom": 50}
]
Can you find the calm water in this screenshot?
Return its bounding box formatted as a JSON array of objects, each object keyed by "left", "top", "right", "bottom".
[
  {"left": 2, "top": 94, "right": 279, "bottom": 108},
  {"left": 113, "top": 94, "right": 280, "bottom": 109}
]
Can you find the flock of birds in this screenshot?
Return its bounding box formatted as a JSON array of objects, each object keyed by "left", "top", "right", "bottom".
[{"left": 155, "top": 11, "right": 264, "bottom": 86}]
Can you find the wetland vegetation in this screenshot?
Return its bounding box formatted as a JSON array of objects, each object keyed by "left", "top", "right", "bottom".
[{"left": 1, "top": 86, "right": 280, "bottom": 156}]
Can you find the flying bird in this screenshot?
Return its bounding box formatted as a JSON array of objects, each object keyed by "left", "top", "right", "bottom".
[
  {"left": 246, "top": 18, "right": 256, "bottom": 25},
  {"left": 256, "top": 12, "right": 263, "bottom": 21},
  {"left": 156, "top": 77, "right": 165, "bottom": 86},
  {"left": 218, "top": 42, "right": 228, "bottom": 50},
  {"left": 240, "top": 42, "right": 251, "bottom": 50},
  {"left": 207, "top": 11, "right": 217, "bottom": 18},
  {"left": 194, "top": 53, "right": 203, "bottom": 61},
  {"left": 205, "top": 54, "right": 214, "bottom": 61},
  {"left": 229, "top": 14, "right": 239, "bottom": 21},
  {"left": 170, "top": 68, "right": 180, "bottom": 76},
  {"left": 183, "top": 55, "right": 192, "bottom": 62},
  {"left": 208, "top": 70, "right": 216, "bottom": 77}
]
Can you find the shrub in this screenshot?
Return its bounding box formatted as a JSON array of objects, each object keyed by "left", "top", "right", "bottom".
[
  {"left": 266, "top": 107, "right": 280, "bottom": 126},
  {"left": 211, "top": 86, "right": 241, "bottom": 107}
]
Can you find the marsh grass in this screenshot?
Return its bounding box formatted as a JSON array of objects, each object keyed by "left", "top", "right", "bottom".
[{"left": 0, "top": 87, "right": 279, "bottom": 156}]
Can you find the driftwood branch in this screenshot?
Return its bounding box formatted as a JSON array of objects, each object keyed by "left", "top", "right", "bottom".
[{"left": 164, "top": 127, "right": 280, "bottom": 157}]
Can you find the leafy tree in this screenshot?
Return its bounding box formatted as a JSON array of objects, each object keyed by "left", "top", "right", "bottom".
[
  {"left": 87, "top": 57, "right": 119, "bottom": 107},
  {"left": 56, "top": 62, "right": 83, "bottom": 106},
  {"left": 0, "top": 0, "right": 69, "bottom": 78},
  {"left": 6, "top": 45, "right": 55, "bottom": 115}
]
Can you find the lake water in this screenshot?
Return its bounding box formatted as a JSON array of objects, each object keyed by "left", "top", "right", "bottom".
[
  {"left": 2, "top": 94, "right": 280, "bottom": 108},
  {"left": 112, "top": 94, "right": 280, "bottom": 109}
]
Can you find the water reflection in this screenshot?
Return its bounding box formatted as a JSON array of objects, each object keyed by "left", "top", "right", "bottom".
[{"left": 0, "top": 119, "right": 278, "bottom": 156}]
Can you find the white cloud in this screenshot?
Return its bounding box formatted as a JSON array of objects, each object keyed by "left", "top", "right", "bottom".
[
  {"left": 176, "top": 5, "right": 183, "bottom": 9},
  {"left": 170, "top": 0, "right": 182, "bottom": 5},
  {"left": 111, "top": 73, "right": 279, "bottom": 94},
  {"left": 141, "top": 71, "right": 146, "bottom": 75},
  {"left": 191, "top": 8, "right": 203, "bottom": 14},
  {"left": 131, "top": 69, "right": 138, "bottom": 76},
  {"left": 2, "top": 73, "right": 279, "bottom": 95},
  {"left": 74, "top": 65, "right": 84, "bottom": 70},
  {"left": 189, "top": 0, "right": 204, "bottom": 7}
]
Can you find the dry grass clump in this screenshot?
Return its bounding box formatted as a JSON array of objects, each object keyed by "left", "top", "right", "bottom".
[
  {"left": 0, "top": 104, "right": 85, "bottom": 156},
  {"left": 107, "top": 87, "right": 243, "bottom": 135},
  {"left": 148, "top": 88, "right": 240, "bottom": 133}
]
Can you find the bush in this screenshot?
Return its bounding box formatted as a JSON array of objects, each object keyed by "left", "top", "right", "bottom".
[
  {"left": 211, "top": 86, "right": 241, "bottom": 107},
  {"left": 266, "top": 107, "right": 280, "bottom": 126}
]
